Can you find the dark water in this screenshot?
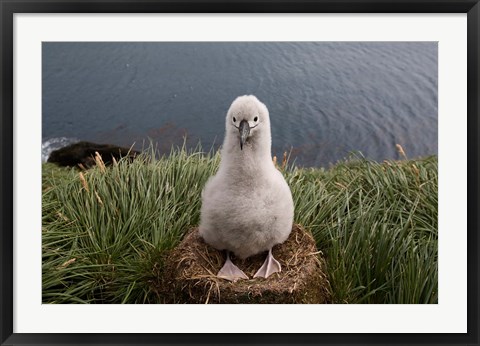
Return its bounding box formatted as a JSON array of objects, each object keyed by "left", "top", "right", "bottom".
[{"left": 42, "top": 42, "right": 437, "bottom": 167}]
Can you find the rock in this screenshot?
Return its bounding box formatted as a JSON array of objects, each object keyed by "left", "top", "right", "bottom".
[
  {"left": 47, "top": 141, "right": 140, "bottom": 168},
  {"left": 159, "top": 224, "right": 331, "bottom": 304}
]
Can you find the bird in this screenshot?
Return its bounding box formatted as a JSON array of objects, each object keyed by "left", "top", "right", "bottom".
[{"left": 199, "top": 95, "right": 294, "bottom": 281}]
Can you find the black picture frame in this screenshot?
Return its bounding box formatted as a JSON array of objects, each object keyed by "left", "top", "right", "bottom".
[{"left": 1, "top": 1, "right": 479, "bottom": 345}]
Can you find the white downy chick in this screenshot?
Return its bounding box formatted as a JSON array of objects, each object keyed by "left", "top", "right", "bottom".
[{"left": 199, "top": 95, "right": 294, "bottom": 281}]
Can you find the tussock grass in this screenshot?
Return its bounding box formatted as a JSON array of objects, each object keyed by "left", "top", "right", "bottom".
[
  {"left": 42, "top": 145, "right": 437, "bottom": 304},
  {"left": 286, "top": 155, "right": 437, "bottom": 303}
]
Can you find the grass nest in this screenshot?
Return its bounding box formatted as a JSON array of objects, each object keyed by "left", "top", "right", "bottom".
[{"left": 159, "top": 224, "right": 331, "bottom": 304}]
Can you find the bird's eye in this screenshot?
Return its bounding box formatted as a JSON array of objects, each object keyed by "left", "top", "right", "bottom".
[
  {"left": 233, "top": 117, "right": 236, "bottom": 123},
  {"left": 254, "top": 116, "right": 258, "bottom": 122}
]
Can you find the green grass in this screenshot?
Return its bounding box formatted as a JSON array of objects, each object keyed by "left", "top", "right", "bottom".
[{"left": 42, "top": 145, "right": 437, "bottom": 304}]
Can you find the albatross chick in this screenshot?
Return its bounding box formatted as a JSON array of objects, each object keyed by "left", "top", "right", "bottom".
[{"left": 199, "top": 95, "right": 294, "bottom": 281}]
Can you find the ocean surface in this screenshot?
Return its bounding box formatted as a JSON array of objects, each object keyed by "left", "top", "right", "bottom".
[{"left": 42, "top": 42, "right": 438, "bottom": 167}]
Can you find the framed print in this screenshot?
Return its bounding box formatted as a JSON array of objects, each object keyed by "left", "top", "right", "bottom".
[{"left": 1, "top": 0, "right": 479, "bottom": 345}]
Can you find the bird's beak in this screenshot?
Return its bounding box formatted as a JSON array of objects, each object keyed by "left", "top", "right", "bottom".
[{"left": 239, "top": 120, "right": 250, "bottom": 150}]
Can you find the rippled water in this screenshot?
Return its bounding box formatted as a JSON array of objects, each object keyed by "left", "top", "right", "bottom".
[{"left": 42, "top": 42, "right": 437, "bottom": 167}]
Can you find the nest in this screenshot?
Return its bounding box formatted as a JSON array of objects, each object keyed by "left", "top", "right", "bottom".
[{"left": 159, "top": 224, "right": 331, "bottom": 304}]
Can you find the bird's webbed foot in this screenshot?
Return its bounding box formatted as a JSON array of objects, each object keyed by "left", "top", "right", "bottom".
[
  {"left": 253, "top": 248, "right": 281, "bottom": 279},
  {"left": 217, "top": 251, "right": 249, "bottom": 282}
]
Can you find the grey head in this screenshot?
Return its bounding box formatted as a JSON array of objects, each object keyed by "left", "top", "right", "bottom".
[{"left": 225, "top": 95, "right": 271, "bottom": 152}]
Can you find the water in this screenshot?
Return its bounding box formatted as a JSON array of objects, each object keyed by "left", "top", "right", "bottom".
[{"left": 42, "top": 42, "right": 437, "bottom": 167}]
